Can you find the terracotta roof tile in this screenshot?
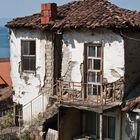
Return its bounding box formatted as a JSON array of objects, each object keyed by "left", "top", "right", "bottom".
[
  {"left": 6, "top": 0, "right": 140, "bottom": 30},
  {"left": 0, "top": 59, "right": 12, "bottom": 86}
]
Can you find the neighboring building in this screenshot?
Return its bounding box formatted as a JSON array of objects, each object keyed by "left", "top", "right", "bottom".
[
  {"left": 0, "top": 58, "right": 12, "bottom": 88},
  {"left": 0, "top": 58, "right": 13, "bottom": 129},
  {"left": 6, "top": 0, "right": 140, "bottom": 140}
]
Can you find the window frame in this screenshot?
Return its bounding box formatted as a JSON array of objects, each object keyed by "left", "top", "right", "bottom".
[
  {"left": 84, "top": 43, "right": 103, "bottom": 96},
  {"left": 21, "top": 39, "right": 36, "bottom": 73},
  {"left": 85, "top": 111, "right": 100, "bottom": 138},
  {"left": 103, "top": 115, "right": 116, "bottom": 140}
]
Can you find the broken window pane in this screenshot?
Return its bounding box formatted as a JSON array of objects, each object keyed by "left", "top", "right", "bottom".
[
  {"left": 89, "top": 46, "right": 96, "bottom": 57},
  {"left": 94, "top": 59, "right": 101, "bottom": 70}
]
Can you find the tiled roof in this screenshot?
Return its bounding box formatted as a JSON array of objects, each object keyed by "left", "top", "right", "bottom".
[
  {"left": 122, "top": 96, "right": 140, "bottom": 112},
  {"left": 0, "top": 59, "right": 12, "bottom": 86},
  {"left": 7, "top": 0, "right": 140, "bottom": 30}
]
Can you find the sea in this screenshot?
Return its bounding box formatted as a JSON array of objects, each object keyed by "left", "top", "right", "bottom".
[{"left": 0, "top": 27, "right": 10, "bottom": 58}]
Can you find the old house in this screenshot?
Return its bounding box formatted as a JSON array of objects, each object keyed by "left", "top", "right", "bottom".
[
  {"left": 6, "top": 0, "right": 140, "bottom": 139},
  {"left": 0, "top": 58, "right": 13, "bottom": 129},
  {"left": 0, "top": 58, "right": 12, "bottom": 88}
]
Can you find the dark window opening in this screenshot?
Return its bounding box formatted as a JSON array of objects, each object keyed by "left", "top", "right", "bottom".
[
  {"left": 21, "top": 40, "right": 36, "bottom": 71},
  {"left": 103, "top": 116, "right": 116, "bottom": 139}
]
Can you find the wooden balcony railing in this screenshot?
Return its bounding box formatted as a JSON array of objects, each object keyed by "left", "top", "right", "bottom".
[{"left": 55, "top": 80, "right": 123, "bottom": 105}]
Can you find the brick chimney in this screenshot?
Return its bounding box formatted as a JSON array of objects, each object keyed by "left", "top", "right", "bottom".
[{"left": 41, "top": 3, "right": 57, "bottom": 24}]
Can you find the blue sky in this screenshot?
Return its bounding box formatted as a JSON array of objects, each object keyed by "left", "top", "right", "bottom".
[{"left": 0, "top": 0, "right": 140, "bottom": 18}]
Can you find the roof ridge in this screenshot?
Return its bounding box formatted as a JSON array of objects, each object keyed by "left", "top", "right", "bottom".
[{"left": 6, "top": 0, "right": 140, "bottom": 30}]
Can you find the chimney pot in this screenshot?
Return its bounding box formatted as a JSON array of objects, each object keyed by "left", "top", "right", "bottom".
[{"left": 41, "top": 3, "right": 57, "bottom": 24}]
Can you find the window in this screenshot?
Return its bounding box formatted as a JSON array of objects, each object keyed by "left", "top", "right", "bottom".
[
  {"left": 86, "top": 44, "right": 102, "bottom": 95},
  {"left": 86, "top": 111, "right": 99, "bottom": 136},
  {"left": 21, "top": 40, "right": 36, "bottom": 72},
  {"left": 103, "top": 116, "right": 116, "bottom": 139}
]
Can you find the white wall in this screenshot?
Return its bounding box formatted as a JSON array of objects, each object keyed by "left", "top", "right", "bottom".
[
  {"left": 10, "top": 29, "right": 50, "bottom": 123},
  {"left": 62, "top": 29, "right": 124, "bottom": 83}
]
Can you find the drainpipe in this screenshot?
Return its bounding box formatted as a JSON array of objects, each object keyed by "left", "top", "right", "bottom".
[{"left": 100, "top": 113, "right": 103, "bottom": 140}]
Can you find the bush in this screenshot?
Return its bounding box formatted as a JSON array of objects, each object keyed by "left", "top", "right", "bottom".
[
  {"left": 3, "top": 110, "right": 13, "bottom": 128},
  {"left": 19, "top": 132, "right": 34, "bottom": 140},
  {"left": 0, "top": 135, "right": 4, "bottom": 140}
]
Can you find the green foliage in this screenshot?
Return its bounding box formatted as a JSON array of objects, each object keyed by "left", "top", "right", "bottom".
[
  {"left": 3, "top": 110, "right": 13, "bottom": 128},
  {"left": 19, "top": 132, "right": 34, "bottom": 140},
  {"left": 0, "top": 135, "right": 4, "bottom": 140}
]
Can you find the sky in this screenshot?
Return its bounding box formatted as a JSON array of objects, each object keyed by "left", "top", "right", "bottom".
[{"left": 0, "top": 0, "right": 140, "bottom": 18}]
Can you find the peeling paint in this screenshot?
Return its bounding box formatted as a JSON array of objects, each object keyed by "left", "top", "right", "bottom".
[{"left": 62, "top": 29, "right": 124, "bottom": 83}]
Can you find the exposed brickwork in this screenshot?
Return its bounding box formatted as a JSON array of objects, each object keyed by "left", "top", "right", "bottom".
[
  {"left": 41, "top": 3, "right": 57, "bottom": 24},
  {"left": 43, "top": 34, "right": 54, "bottom": 95}
]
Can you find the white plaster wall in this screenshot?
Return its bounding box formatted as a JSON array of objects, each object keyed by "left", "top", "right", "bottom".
[
  {"left": 10, "top": 29, "right": 49, "bottom": 122},
  {"left": 62, "top": 29, "right": 124, "bottom": 83}
]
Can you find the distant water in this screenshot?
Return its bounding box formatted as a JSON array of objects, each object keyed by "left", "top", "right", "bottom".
[{"left": 0, "top": 27, "right": 10, "bottom": 58}]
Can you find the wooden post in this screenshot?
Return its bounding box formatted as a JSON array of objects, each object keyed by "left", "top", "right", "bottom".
[
  {"left": 97, "top": 85, "right": 99, "bottom": 104},
  {"left": 113, "top": 83, "right": 115, "bottom": 102},
  {"left": 56, "top": 80, "right": 58, "bottom": 96},
  {"left": 61, "top": 81, "right": 63, "bottom": 98},
  {"left": 104, "top": 85, "right": 107, "bottom": 104},
  {"left": 99, "top": 113, "right": 103, "bottom": 140},
  {"left": 42, "top": 92, "right": 44, "bottom": 113},
  {"left": 86, "top": 83, "right": 88, "bottom": 100},
  {"left": 72, "top": 82, "right": 74, "bottom": 100},
  {"left": 68, "top": 82, "right": 70, "bottom": 99},
  {"left": 81, "top": 83, "right": 84, "bottom": 100},
  {"left": 19, "top": 107, "right": 21, "bottom": 137},
  {"left": 59, "top": 81, "right": 61, "bottom": 98},
  {"left": 57, "top": 109, "right": 60, "bottom": 140},
  {"left": 31, "top": 101, "right": 32, "bottom": 124}
]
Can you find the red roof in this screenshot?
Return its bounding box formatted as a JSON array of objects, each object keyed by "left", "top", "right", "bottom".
[
  {"left": 6, "top": 0, "right": 140, "bottom": 30},
  {"left": 0, "top": 58, "right": 12, "bottom": 86}
]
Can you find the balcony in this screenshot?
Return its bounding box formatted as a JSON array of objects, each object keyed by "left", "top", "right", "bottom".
[{"left": 53, "top": 80, "right": 123, "bottom": 110}]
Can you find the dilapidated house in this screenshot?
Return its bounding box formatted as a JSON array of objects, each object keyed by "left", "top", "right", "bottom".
[
  {"left": 6, "top": 0, "right": 140, "bottom": 139},
  {"left": 0, "top": 58, "right": 14, "bottom": 129}
]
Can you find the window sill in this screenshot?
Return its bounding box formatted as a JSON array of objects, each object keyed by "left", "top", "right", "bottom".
[
  {"left": 21, "top": 70, "right": 36, "bottom": 77},
  {"left": 22, "top": 70, "right": 35, "bottom": 74}
]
